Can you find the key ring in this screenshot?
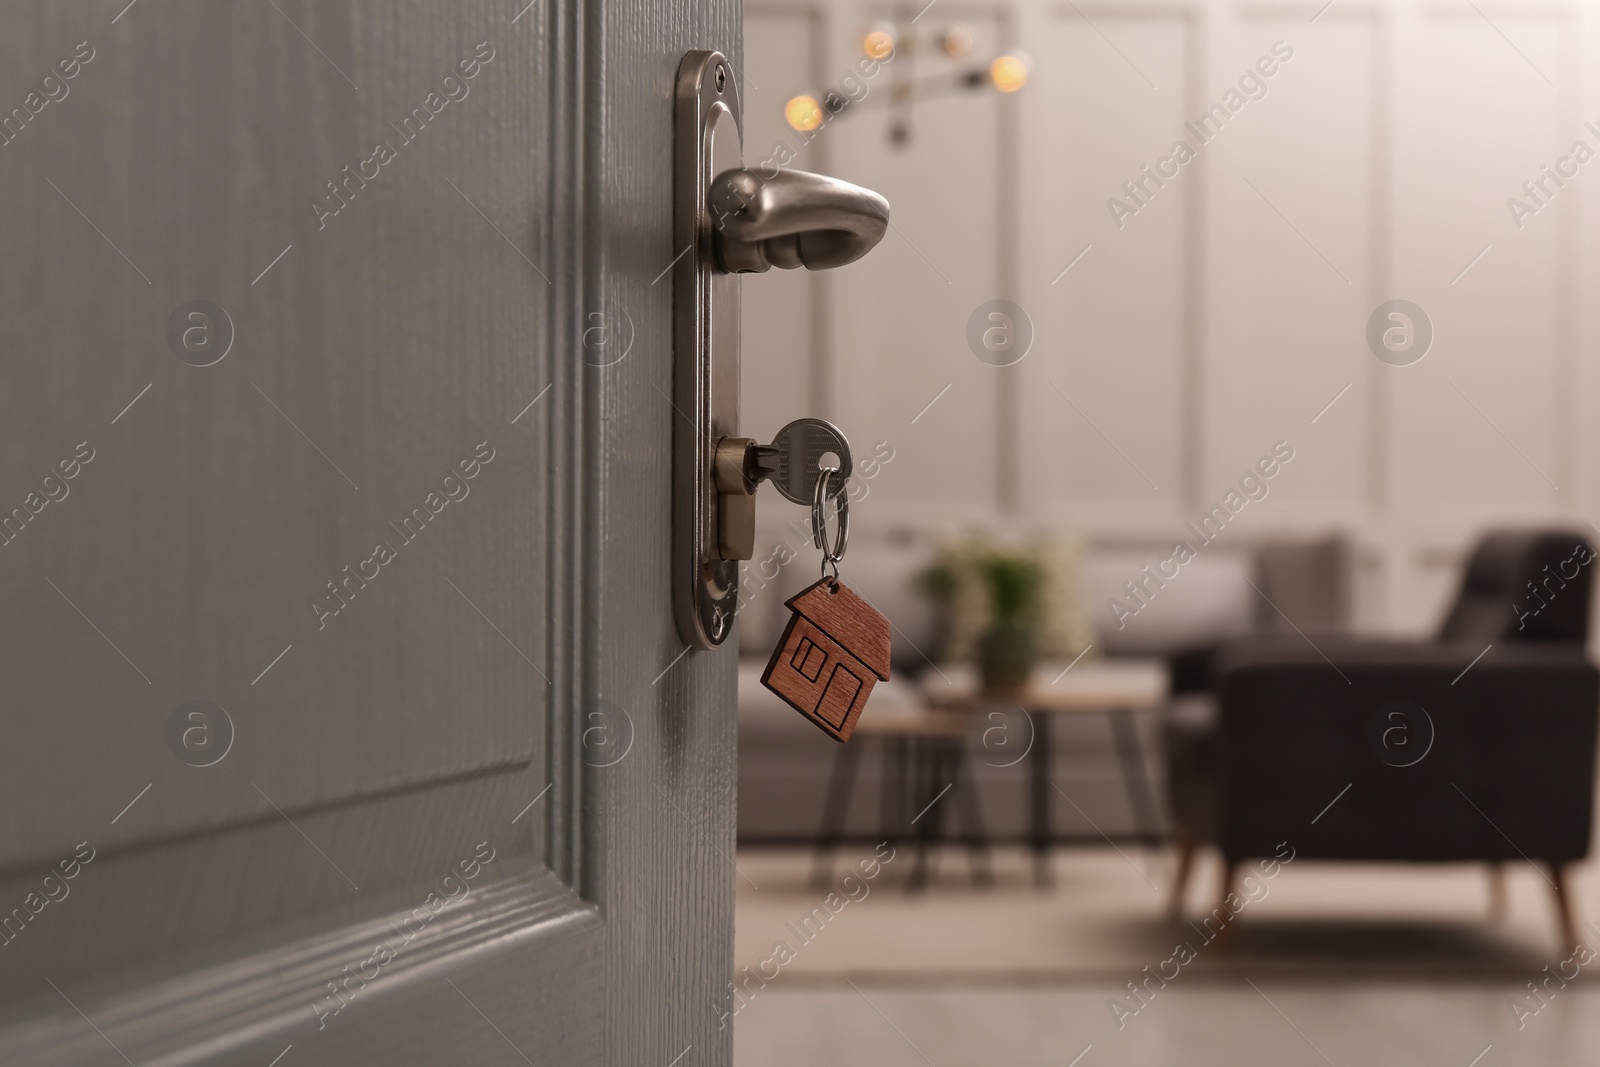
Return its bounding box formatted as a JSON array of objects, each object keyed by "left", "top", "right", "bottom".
[{"left": 810, "top": 466, "right": 849, "bottom": 586}]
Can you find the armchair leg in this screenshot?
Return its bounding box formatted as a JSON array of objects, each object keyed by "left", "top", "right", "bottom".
[
  {"left": 1548, "top": 863, "right": 1578, "bottom": 952},
  {"left": 1167, "top": 837, "right": 1196, "bottom": 918},
  {"left": 1486, "top": 862, "right": 1506, "bottom": 923},
  {"left": 1209, "top": 860, "right": 1239, "bottom": 951}
]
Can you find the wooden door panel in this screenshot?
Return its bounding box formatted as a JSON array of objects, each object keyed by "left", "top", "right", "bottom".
[
  {"left": 0, "top": 0, "right": 548, "bottom": 863},
  {"left": 0, "top": 0, "right": 739, "bottom": 1063}
]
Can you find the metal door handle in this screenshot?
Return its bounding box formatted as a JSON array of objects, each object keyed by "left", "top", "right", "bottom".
[
  {"left": 709, "top": 168, "right": 889, "bottom": 274},
  {"left": 673, "top": 51, "right": 892, "bottom": 648}
]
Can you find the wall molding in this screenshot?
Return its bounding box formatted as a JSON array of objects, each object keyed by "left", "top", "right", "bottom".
[{"left": 744, "top": 0, "right": 1595, "bottom": 636}]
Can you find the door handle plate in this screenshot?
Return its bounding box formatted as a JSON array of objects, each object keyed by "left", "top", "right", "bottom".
[
  {"left": 674, "top": 50, "right": 743, "bottom": 649},
  {"left": 672, "top": 51, "right": 891, "bottom": 650}
]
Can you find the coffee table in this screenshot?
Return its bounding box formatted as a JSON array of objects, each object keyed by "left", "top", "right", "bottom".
[
  {"left": 809, "top": 701, "right": 994, "bottom": 891},
  {"left": 921, "top": 657, "right": 1169, "bottom": 885}
]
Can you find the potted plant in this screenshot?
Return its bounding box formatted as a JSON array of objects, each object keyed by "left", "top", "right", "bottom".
[
  {"left": 974, "top": 551, "right": 1041, "bottom": 696},
  {"left": 918, "top": 543, "right": 1043, "bottom": 696}
]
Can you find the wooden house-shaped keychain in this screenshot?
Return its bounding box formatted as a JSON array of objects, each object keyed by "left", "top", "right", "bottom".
[{"left": 761, "top": 579, "right": 891, "bottom": 742}]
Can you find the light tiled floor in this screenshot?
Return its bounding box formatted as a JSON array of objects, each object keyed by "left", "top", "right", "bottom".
[
  {"left": 733, "top": 845, "right": 1600, "bottom": 1064},
  {"left": 736, "top": 846, "right": 1592, "bottom": 978},
  {"left": 734, "top": 982, "right": 1600, "bottom": 1066}
]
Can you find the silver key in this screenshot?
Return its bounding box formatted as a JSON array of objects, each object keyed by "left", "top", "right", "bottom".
[{"left": 753, "top": 418, "right": 852, "bottom": 505}]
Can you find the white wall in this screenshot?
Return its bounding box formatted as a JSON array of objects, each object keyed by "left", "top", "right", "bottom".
[{"left": 743, "top": 0, "right": 1600, "bottom": 636}]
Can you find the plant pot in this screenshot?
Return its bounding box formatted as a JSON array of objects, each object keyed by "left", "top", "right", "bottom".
[{"left": 977, "top": 623, "right": 1035, "bottom": 697}]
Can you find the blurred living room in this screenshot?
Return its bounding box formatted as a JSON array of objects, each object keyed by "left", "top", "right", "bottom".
[{"left": 730, "top": 2, "right": 1600, "bottom": 1064}]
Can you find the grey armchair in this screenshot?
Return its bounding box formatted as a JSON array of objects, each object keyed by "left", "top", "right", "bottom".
[{"left": 1165, "top": 530, "right": 1599, "bottom": 948}]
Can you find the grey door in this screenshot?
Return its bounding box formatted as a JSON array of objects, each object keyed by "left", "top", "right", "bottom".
[{"left": 0, "top": 2, "right": 737, "bottom": 1064}]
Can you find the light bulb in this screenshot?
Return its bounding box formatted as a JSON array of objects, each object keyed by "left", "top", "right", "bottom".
[
  {"left": 990, "top": 54, "right": 1029, "bottom": 93},
  {"left": 784, "top": 93, "right": 824, "bottom": 132},
  {"left": 941, "top": 26, "right": 974, "bottom": 58},
  {"left": 863, "top": 27, "right": 897, "bottom": 61}
]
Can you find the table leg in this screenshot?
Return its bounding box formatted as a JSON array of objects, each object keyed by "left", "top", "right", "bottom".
[
  {"left": 1029, "top": 710, "right": 1053, "bottom": 887},
  {"left": 882, "top": 736, "right": 908, "bottom": 869},
  {"left": 1110, "top": 707, "right": 1163, "bottom": 850},
  {"left": 908, "top": 737, "right": 945, "bottom": 892},
  {"left": 809, "top": 737, "right": 866, "bottom": 889},
  {"left": 952, "top": 745, "right": 994, "bottom": 887}
]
